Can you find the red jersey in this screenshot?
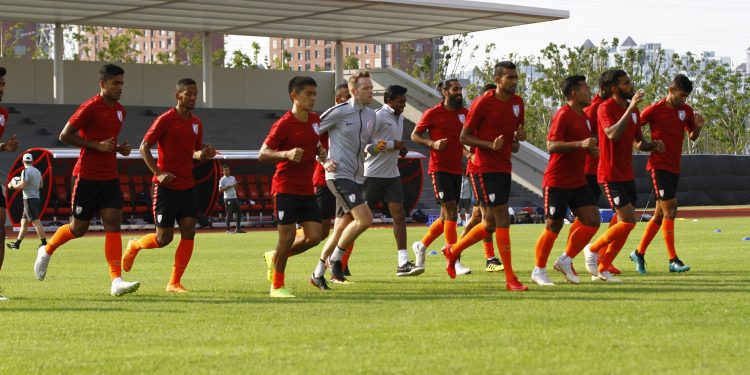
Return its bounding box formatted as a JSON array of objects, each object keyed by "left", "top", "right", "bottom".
[
  {"left": 264, "top": 111, "right": 321, "bottom": 196},
  {"left": 543, "top": 105, "right": 591, "bottom": 188},
  {"left": 640, "top": 99, "right": 696, "bottom": 174},
  {"left": 464, "top": 91, "right": 524, "bottom": 173},
  {"left": 144, "top": 107, "right": 203, "bottom": 190},
  {"left": 312, "top": 133, "right": 329, "bottom": 188},
  {"left": 597, "top": 97, "right": 643, "bottom": 183},
  {"left": 414, "top": 102, "right": 468, "bottom": 175},
  {"left": 68, "top": 95, "right": 125, "bottom": 180},
  {"left": 0, "top": 106, "right": 8, "bottom": 139},
  {"left": 465, "top": 147, "right": 477, "bottom": 175},
  {"left": 583, "top": 94, "right": 605, "bottom": 175}
]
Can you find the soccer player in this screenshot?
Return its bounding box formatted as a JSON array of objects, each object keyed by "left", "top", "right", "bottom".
[
  {"left": 530, "top": 76, "right": 601, "bottom": 286},
  {"left": 411, "top": 79, "right": 471, "bottom": 274},
  {"left": 122, "top": 78, "right": 216, "bottom": 293},
  {"left": 259, "top": 76, "right": 324, "bottom": 298},
  {"left": 630, "top": 74, "right": 703, "bottom": 274},
  {"left": 582, "top": 69, "right": 664, "bottom": 282},
  {"left": 0, "top": 66, "right": 19, "bottom": 301},
  {"left": 219, "top": 164, "right": 245, "bottom": 233},
  {"left": 446, "top": 61, "right": 528, "bottom": 291},
  {"left": 7, "top": 153, "right": 47, "bottom": 250},
  {"left": 34, "top": 64, "right": 140, "bottom": 297},
  {"left": 363, "top": 84, "right": 422, "bottom": 276},
  {"left": 310, "top": 70, "right": 375, "bottom": 285}
]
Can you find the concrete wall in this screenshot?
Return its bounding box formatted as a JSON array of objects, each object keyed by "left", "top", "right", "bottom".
[{"left": 0, "top": 58, "right": 335, "bottom": 112}]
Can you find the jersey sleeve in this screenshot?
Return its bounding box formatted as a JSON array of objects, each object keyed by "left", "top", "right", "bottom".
[
  {"left": 67, "top": 103, "right": 93, "bottom": 131},
  {"left": 263, "top": 120, "right": 285, "bottom": 150},
  {"left": 597, "top": 103, "right": 619, "bottom": 129},
  {"left": 318, "top": 107, "right": 339, "bottom": 133},
  {"left": 414, "top": 108, "right": 434, "bottom": 132},
  {"left": 546, "top": 110, "right": 566, "bottom": 142},
  {"left": 143, "top": 117, "right": 165, "bottom": 145},
  {"left": 464, "top": 100, "right": 484, "bottom": 130},
  {"left": 639, "top": 103, "right": 656, "bottom": 126}
]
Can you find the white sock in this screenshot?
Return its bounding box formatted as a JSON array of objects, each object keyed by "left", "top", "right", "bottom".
[
  {"left": 397, "top": 249, "right": 408, "bottom": 267},
  {"left": 313, "top": 259, "right": 326, "bottom": 278},
  {"left": 330, "top": 246, "right": 346, "bottom": 262}
]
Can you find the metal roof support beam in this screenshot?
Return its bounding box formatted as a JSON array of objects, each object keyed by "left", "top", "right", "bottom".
[
  {"left": 202, "top": 32, "right": 213, "bottom": 108},
  {"left": 53, "top": 22, "right": 64, "bottom": 104},
  {"left": 335, "top": 39, "right": 344, "bottom": 85}
]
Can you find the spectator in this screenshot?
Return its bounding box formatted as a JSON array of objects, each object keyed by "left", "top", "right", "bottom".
[
  {"left": 7, "top": 153, "right": 47, "bottom": 250},
  {"left": 219, "top": 164, "right": 245, "bottom": 233}
]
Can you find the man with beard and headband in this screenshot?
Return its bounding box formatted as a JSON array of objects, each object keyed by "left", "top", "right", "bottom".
[
  {"left": 122, "top": 78, "right": 217, "bottom": 293},
  {"left": 446, "top": 61, "right": 528, "bottom": 291},
  {"left": 309, "top": 70, "right": 375, "bottom": 287},
  {"left": 582, "top": 69, "right": 664, "bottom": 282},
  {"left": 410, "top": 79, "right": 472, "bottom": 275}
]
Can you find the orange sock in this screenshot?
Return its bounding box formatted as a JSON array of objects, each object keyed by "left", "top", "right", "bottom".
[
  {"left": 609, "top": 214, "right": 618, "bottom": 227},
  {"left": 104, "top": 232, "right": 122, "bottom": 280},
  {"left": 444, "top": 220, "right": 458, "bottom": 244},
  {"left": 565, "top": 222, "right": 600, "bottom": 258},
  {"left": 452, "top": 225, "right": 488, "bottom": 255},
  {"left": 341, "top": 244, "right": 354, "bottom": 270},
  {"left": 45, "top": 224, "right": 76, "bottom": 255},
  {"left": 420, "top": 218, "right": 444, "bottom": 247},
  {"left": 483, "top": 239, "right": 495, "bottom": 259},
  {"left": 637, "top": 219, "right": 661, "bottom": 255},
  {"left": 133, "top": 233, "right": 160, "bottom": 251},
  {"left": 169, "top": 239, "right": 194, "bottom": 285},
  {"left": 597, "top": 222, "right": 635, "bottom": 272},
  {"left": 567, "top": 219, "right": 583, "bottom": 242},
  {"left": 272, "top": 271, "right": 285, "bottom": 289},
  {"left": 495, "top": 228, "right": 514, "bottom": 282},
  {"left": 534, "top": 229, "right": 559, "bottom": 268},
  {"left": 599, "top": 215, "right": 619, "bottom": 257},
  {"left": 662, "top": 219, "right": 677, "bottom": 259},
  {"left": 590, "top": 222, "right": 634, "bottom": 253}
]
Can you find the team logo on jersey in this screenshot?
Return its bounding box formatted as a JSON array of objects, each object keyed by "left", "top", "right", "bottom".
[
  {"left": 586, "top": 119, "right": 592, "bottom": 132},
  {"left": 659, "top": 189, "right": 665, "bottom": 198},
  {"left": 512, "top": 105, "right": 520, "bottom": 118},
  {"left": 631, "top": 113, "right": 638, "bottom": 125},
  {"left": 489, "top": 193, "right": 496, "bottom": 203},
  {"left": 75, "top": 205, "right": 83, "bottom": 215},
  {"left": 278, "top": 211, "right": 284, "bottom": 221},
  {"left": 613, "top": 196, "right": 620, "bottom": 206},
  {"left": 549, "top": 206, "right": 556, "bottom": 216},
  {"left": 192, "top": 123, "right": 199, "bottom": 134},
  {"left": 438, "top": 191, "right": 444, "bottom": 199},
  {"left": 0, "top": 114, "right": 5, "bottom": 127},
  {"left": 312, "top": 122, "right": 320, "bottom": 135},
  {"left": 366, "top": 120, "right": 373, "bottom": 131},
  {"left": 157, "top": 214, "right": 162, "bottom": 223},
  {"left": 458, "top": 114, "right": 466, "bottom": 124},
  {"left": 678, "top": 110, "right": 686, "bottom": 121},
  {"left": 348, "top": 194, "right": 356, "bottom": 203},
  {"left": 116, "top": 110, "right": 123, "bottom": 123}
]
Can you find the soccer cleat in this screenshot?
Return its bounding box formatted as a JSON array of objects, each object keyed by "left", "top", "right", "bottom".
[
  {"left": 330, "top": 260, "right": 352, "bottom": 284},
  {"left": 0, "top": 294, "right": 7, "bottom": 301},
  {"left": 34, "top": 245, "right": 51, "bottom": 281},
  {"left": 606, "top": 263, "right": 622, "bottom": 275},
  {"left": 669, "top": 257, "right": 690, "bottom": 273},
  {"left": 485, "top": 257, "right": 504, "bottom": 272},
  {"left": 592, "top": 271, "right": 622, "bottom": 282},
  {"left": 263, "top": 251, "right": 275, "bottom": 283},
  {"left": 441, "top": 244, "right": 457, "bottom": 279},
  {"left": 530, "top": 268, "right": 555, "bottom": 286},
  {"left": 122, "top": 239, "right": 139, "bottom": 272},
  {"left": 111, "top": 278, "right": 141, "bottom": 296},
  {"left": 630, "top": 251, "right": 647, "bottom": 275},
  {"left": 165, "top": 283, "right": 188, "bottom": 293},
  {"left": 455, "top": 259, "right": 471, "bottom": 275},
  {"left": 309, "top": 274, "right": 331, "bottom": 290},
  {"left": 6, "top": 242, "right": 19, "bottom": 250},
  {"left": 343, "top": 265, "right": 352, "bottom": 277},
  {"left": 553, "top": 257, "right": 580, "bottom": 284},
  {"left": 269, "top": 286, "right": 296, "bottom": 298},
  {"left": 412, "top": 241, "right": 426, "bottom": 268},
  {"left": 506, "top": 276, "right": 529, "bottom": 291},
  {"left": 235, "top": 229, "right": 247, "bottom": 234},
  {"left": 583, "top": 244, "right": 599, "bottom": 276},
  {"left": 396, "top": 261, "right": 424, "bottom": 277}
]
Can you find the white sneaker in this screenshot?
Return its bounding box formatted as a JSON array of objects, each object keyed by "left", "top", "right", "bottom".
[
  {"left": 0, "top": 294, "right": 7, "bottom": 301},
  {"left": 530, "top": 267, "right": 555, "bottom": 286},
  {"left": 592, "top": 271, "right": 622, "bottom": 282},
  {"left": 455, "top": 260, "right": 471, "bottom": 275},
  {"left": 111, "top": 277, "right": 141, "bottom": 297},
  {"left": 553, "top": 256, "right": 580, "bottom": 284},
  {"left": 34, "top": 246, "right": 51, "bottom": 281},
  {"left": 412, "top": 241, "right": 426, "bottom": 268},
  {"left": 583, "top": 244, "right": 599, "bottom": 276}
]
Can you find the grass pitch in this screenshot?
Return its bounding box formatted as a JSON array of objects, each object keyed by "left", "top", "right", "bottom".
[{"left": 1, "top": 217, "right": 749, "bottom": 374}]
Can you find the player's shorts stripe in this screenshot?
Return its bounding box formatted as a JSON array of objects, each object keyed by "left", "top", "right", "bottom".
[{"left": 602, "top": 182, "right": 615, "bottom": 210}]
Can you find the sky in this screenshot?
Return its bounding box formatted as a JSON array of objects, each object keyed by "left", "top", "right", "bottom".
[{"left": 225, "top": 0, "right": 750, "bottom": 69}]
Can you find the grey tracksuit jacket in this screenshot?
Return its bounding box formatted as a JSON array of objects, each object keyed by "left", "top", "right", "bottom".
[{"left": 320, "top": 98, "right": 376, "bottom": 184}]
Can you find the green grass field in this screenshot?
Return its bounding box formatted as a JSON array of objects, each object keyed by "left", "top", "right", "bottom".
[{"left": 1, "top": 217, "right": 749, "bottom": 374}]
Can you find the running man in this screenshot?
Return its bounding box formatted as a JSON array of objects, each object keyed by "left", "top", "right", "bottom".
[
  {"left": 446, "top": 61, "right": 528, "bottom": 291},
  {"left": 630, "top": 74, "right": 703, "bottom": 274},
  {"left": 219, "top": 164, "right": 245, "bottom": 233},
  {"left": 260, "top": 76, "right": 324, "bottom": 298},
  {"left": 34, "top": 64, "right": 140, "bottom": 297},
  {"left": 363, "top": 84, "right": 422, "bottom": 276},
  {"left": 310, "top": 70, "right": 375, "bottom": 285},
  {"left": 411, "top": 79, "right": 471, "bottom": 274},
  {"left": 582, "top": 69, "right": 664, "bottom": 282},
  {"left": 122, "top": 78, "right": 216, "bottom": 293},
  {"left": 7, "top": 153, "right": 47, "bottom": 250},
  {"left": 0, "top": 66, "right": 19, "bottom": 301},
  {"left": 530, "top": 76, "right": 601, "bottom": 286}
]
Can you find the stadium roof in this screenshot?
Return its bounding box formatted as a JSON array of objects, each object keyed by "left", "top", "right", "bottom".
[{"left": 0, "top": 0, "right": 568, "bottom": 43}]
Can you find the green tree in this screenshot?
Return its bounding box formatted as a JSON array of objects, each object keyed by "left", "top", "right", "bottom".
[
  {"left": 95, "top": 28, "right": 143, "bottom": 63},
  {"left": 228, "top": 50, "right": 252, "bottom": 68},
  {"left": 343, "top": 53, "right": 359, "bottom": 69},
  {"left": 1, "top": 22, "right": 26, "bottom": 58}
]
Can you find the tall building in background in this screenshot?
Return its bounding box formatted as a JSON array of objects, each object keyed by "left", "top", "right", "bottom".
[{"left": 269, "top": 37, "right": 440, "bottom": 75}]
